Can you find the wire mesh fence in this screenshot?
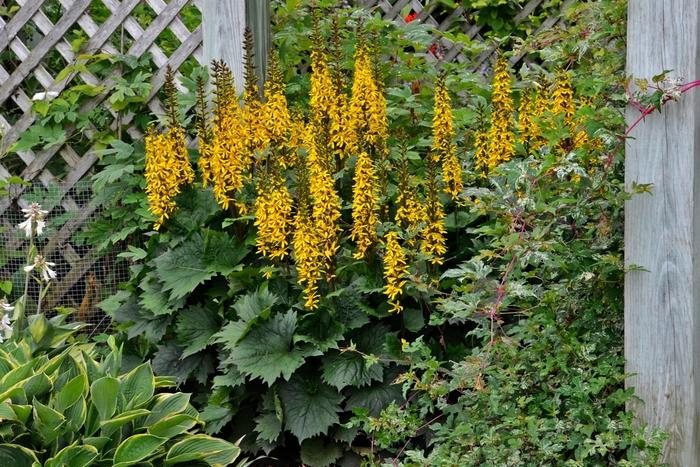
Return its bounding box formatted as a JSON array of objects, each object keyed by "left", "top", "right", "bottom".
[{"left": 0, "top": 179, "right": 131, "bottom": 333}]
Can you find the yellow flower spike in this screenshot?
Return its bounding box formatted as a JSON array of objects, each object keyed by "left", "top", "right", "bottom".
[
  {"left": 304, "top": 126, "right": 342, "bottom": 275},
  {"left": 517, "top": 89, "right": 540, "bottom": 150},
  {"left": 420, "top": 164, "right": 447, "bottom": 265},
  {"left": 473, "top": 128, "right": 490, "bottom": 174},
  {"left": 263, "top": 52, "right": 292, "bottom": 149},
  {"left": 350, "top": 45, "right": 388, "bottom": 153},
  {"left": 384, "top": 231, "right": 409, "bottom": 313},
  {"left": 485, "top": 56, "right": 515, "bottom": 172},
  {"left": 552, "top": 72, "right": 576, "bottom": 127},
  {"left": 432, "top": 76, "right": 463, "bottom": 199},
  {"left": 254, "top": 175, "right": 293, "bottom": 261},
  {"left": 293, "top": 194, "right": 323, "bottom": 310},
  {"left": 395, "top": 158, "right": 426, "bottom": 244},
  {"left": 144, "top": 126, "right": 193, "bottom": 231},
  {"left": 351, "top": 151, "right": 380, "bottom": 259}
]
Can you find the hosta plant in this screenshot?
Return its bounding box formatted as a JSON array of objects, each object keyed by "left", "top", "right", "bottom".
[{"left": 0, "top": 314, "right": 248, "bottom": 467}]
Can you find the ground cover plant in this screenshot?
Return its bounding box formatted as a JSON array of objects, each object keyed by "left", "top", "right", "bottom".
[{"left": 1, "top": 0, "right": 668, "bottom": 465}]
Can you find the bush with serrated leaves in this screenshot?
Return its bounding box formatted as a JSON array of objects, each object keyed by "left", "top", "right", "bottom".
[
  {"left": 0, "top": 314, "right": 249, "bottom": 467},
  {"left": 90, "top": 0, "right": 667, "bottom": 465}
]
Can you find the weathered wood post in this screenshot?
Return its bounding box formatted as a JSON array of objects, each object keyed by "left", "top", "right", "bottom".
[
  {"left": 202, "top": 0, "right": 270, "bottom": 94},
  {"left": 625, "top": 1, "right": 700, "bottom": 465}
]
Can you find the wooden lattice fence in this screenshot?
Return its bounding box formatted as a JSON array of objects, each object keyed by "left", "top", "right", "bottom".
[{"left": 0, "top": 0, "right": 571, "bottom": 326}]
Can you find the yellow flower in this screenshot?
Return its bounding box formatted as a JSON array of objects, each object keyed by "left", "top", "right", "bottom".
[
  {"left": 484, "top": 56, "right": 515, "bottom": 172},
  {"left": 473, "top": 128, "right": 490, "bottom": 175},
  {"left": 254, "top": 175, "right": 293, "bottom": 260},
  {"left": 552, "top": 72, "right": 576, "bottom": 127},
  {"left": 395, "top": 159, "right": 426, "bottom": 242},
  {"left": 350, "top": 45, "right": 387, "bottom": 153},
  {"left": 351, "top": 151, "right": 379, "bottom": 259},
  {"left": 517, "top": 89, "right": 540, "bottom": 149},
  {"left": 420, "top": 181, "right": 447, "bottom": 265},
  {"left": 199, "top": 62, "right": 251, "bottom": 209},
  {"left": 304, "top": 126, "right": 342, "bottom": 274},
  {"left": 293, "top": 194, "right": 323, "bottom": 310},
  {"left": 432, "top": 76, "right": 463, "bottom": 199},
  {"left": 144, "top": 126, "right": 194, "bottom": 230},
  {"left": 384, "top": 231, "right": 409, "bottom": 313},
  {"left": 401, "top": 338, "right": 410, "bottom": 351},
  {"left": 263, "top": 52, "right": 292, "bottom": 149}
]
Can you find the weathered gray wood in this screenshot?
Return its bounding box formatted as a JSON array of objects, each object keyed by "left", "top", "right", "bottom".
[
  {"left": 625, "top": 2, "right": 700, "bottom": 466},
  {"left": 0, "top": 0, "right": 43, "bottom": 53},
  {"left": 0, "top": 0, "right": 91, "bottom": 105},
  {"left": 203, "top": 0, "right": 246, "bottom": 93},
  {"left": 246, "top": 0, "right": 271, "bottom": 89}
]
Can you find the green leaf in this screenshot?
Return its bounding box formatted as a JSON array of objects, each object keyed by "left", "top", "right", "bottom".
[
  {"left": 145, "top": 393, "right": 191, "bottom": 426},
  {"left": 165, "top": 434, "right": 241, "bottom": 465},
  {"left": 202, "top": 229, "right": 250, "bottom": 275},
  {"left": 113, "top": 434, "right": 168, "bottom": 466},
  {"left": 300, "top": 437, "right": 343, "bottom": 467},
  {"left": 345, "top": 379, "right": 403, "bottom": 417},
  {"left": 0, "top": 444, "right": 40, "bottom": 467},
  {"left": 175, "top": 306, "right": 220, "bottom": 358},
  {"left": 121, "top": 363, "right": 155, "bottom": 409},
  {"left": 100, "top": 409, "right": 150, "bottom": 434},
  {"left": 254, "top": 412, "right": 282, "bottom": 443},
  {"left": 56, "top": 373, "right": 87, "bottom": 411},
  {"left": 45, "top": 444, "right": 99, "bottom": 467},
  {"left": 227, "top": 311, "right": 317, "bottom": 385},
  {"left": 152, "top": 342, "right": 215, "bottom": 385},
  {"left": 279, "top": 373, "right": 343, "bottom": 441},
  {"left": 91, "top": 376, "right": 119, "bottom": 420},
  {"left": 33, "top": 398, "right": 66, "bottom": 443},
  {"left": 321, "top": 350, "right": 383, "bottom": 390},
  {"left": 154, "top": 235, "right": 216, "bottom": 301},
  {"left": 148, "top": 413, "right": 198, "bottom": 439}
]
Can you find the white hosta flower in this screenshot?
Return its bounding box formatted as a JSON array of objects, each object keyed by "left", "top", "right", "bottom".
[
  {"left": 0, "top": 313, "right": 12, "bottom": 343},
  {"left": 24, "top": 255, "right": 57, "bottom": 283},
  {"left": 17, "top": 202, "right": 48, "bottom": 238},
  {"left": 0, "top": 298, "right": 13, "bottom": 313}
]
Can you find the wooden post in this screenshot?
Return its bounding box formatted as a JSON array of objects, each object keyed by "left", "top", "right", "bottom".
[
  {"left": 625, "top": 1, "right": 700, "bottom": 465},
  {"left": 202, "top": 0, "right": 270, "bottom": 94},
  {"left": 246, "top": 0, "right": 271, "bottom": 89}
]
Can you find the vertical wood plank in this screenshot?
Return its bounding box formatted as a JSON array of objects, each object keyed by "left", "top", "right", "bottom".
[
  {"left": 202, "top": 0, "right": 246, "bottom": 93},
  {"left": 246, "top": 0, "right": 271, "bottom": 89},
  {"left": 625, "top": 1, "right": 700, "bottom": 466}
]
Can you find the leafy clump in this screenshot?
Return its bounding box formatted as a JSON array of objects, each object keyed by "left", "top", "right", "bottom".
[{"left": 0, "top": 315, "right": 248, "bottom": 467}]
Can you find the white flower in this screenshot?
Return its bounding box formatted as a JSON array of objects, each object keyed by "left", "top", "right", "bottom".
[
  {"left": 0, "top": 313, "right": 12, "bottom": 343},
  {"left": 24, "top": 254, "right": 57, "bottom": 283},
  {"left": 17, "top": 202, "right": 48, "bottom": 238},
  {"left": 0, "top": 298, "right": 13, "bottom": 314}
]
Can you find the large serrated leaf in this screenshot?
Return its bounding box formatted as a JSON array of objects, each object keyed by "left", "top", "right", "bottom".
[
  {"left": 321, "top": 351, "right": 383, "bottom": 390},
  {"left": 278, "top": 373, "right": 343, "bottom": 441},
  {"left": 254, "top": 412, "right": 282, "bottom": 443},
  {"left": 154, "top": 235, "right": 215, "bottom": 301},
  {"left": 227, "top": 311, "right": 318, "bottom": 385},
  {"left": 300, "top": 437, "right": 343, "bottom": 467},
  {"left": 175, "top": 305, "right": 220, "bottom": 358}
]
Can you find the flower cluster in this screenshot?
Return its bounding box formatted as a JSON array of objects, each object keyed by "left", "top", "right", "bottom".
[
  {"left": 0, "top": 299, "right": 13, "bottom": 343},
  {"left": 351, "top": 151, "right": 379, "bottom": 259},
  {"left": 383, "top": 231, "right": 409, "bottom": 313},
  {"left": 476, "top": 56, "right": 515, "bottom": 173},
  {"left": 144, "top": 68, "right": 195, "bottom": 229},
  {"left": 18, "top": 203, "right": 48, "bottom": 238},
  {"left": 432, "top": 75, "right": 463, "bottom": 199}
]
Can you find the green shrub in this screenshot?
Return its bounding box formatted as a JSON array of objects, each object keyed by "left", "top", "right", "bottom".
[{"left": 0, "top": 314, "right": 249, "bottom": 467}]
